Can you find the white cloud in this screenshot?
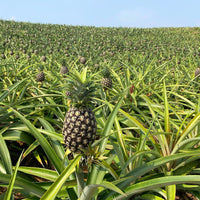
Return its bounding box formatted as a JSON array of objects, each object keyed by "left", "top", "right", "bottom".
[
  {"left": 118, "top": 7, "right": 154, "bottom": 28},
  {"left": 7, "top": 16, "right": 16, "bottom": 21}
]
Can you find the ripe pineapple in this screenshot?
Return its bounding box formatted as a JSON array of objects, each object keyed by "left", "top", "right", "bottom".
[
  {"left": 62, "top": 69, "right": 97, "bottom": 153},
  {"left": 195, "top": 67, "right": 200, "bottom": 78},
  {"left": 101, "top": 67, "right": 112, "bottom": 89}
]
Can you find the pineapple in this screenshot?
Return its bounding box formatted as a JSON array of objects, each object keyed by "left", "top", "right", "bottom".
[
  {"left": 60, "top": 66, "right": 69, "bottom": 75},
  {"left": 62, "top": 68, "right": 97, "bottom": 153},
  {"left": 1, "top": 54, "right": 6, "bottom": 59},
  {"left": 195, "top": 67, "right": 200, "bottom": 78},
  {"left": 36, "top": 72, "right": 45, "bottom": 82},
  {"left": 41, "top": 55, "right": 46, "bottom": 62},
  {"left": 65, "top": 90, "right": 72, "bottom": 97},
  {"left": 60, "top": 60, "right": 69, "bottom": 75},
  {"left": 79, "top": 56, "right": 87, "bottom": 64},
  {"left": 101, "top": 67, "right": 112, "bottom": 89}
]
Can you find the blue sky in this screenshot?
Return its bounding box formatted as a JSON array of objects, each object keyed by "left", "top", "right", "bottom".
[{"left": 0, "top": 0, "right": 200, "bottom": 28}]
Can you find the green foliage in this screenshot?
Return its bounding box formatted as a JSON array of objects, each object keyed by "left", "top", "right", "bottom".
[
  {"left": 101, "top": 67, "right": 111, "bottom": 78},
  {"left": 0, "top": 20, "right": 200, "bottom": 199},
  {"left": 65, "top": 68, "right": 96, "bottom": 108}
]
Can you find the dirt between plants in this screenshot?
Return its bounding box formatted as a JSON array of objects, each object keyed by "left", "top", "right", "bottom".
[
  {"left": 0, "top": 187, "right": 25, "bottom": 199},
  {"left": 0, "top": 186, "right": 198, "bottom": 199},
  {"left": 175, "top": 191, "right": 198, "bottom": 200},
  {"left": 129, "top": 191, "right": 198, "bottom": 200}
]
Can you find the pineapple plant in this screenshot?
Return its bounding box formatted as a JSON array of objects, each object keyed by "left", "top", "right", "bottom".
[
  {"left": 101, "top": 67, "right": 112, "bottom": 89},
  {"left": 62, "top": 68, "right": 97, "bottom": 153}
]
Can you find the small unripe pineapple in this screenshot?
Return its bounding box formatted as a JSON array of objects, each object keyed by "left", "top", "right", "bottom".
[
  {"left": 79, "top": 57, "right": 86, "bottom": 64},
  {"left": 1, "top": 54, "right": 6, "bottom": 59},
  {"left": 27, "top": 54, "right": 31, "bottom": 59},
  {"left": 41, "top": 56, "right": 46, "bottom": 62},
  {"left": 101, "top": 77, "right": 112, "bottom": 89},
  {"left": 101, "top": 67, "right": 112, "bottom": 89},
  {"left": 15, "top": 54, "right": 20, "bottom": 60},
  {"left": 60, "top": 66, "right": 69, "bottom": 75},
  {"left": 36, "top": 72, "right": 45, "bottom": 82},
  {"left": 195, "top": 68, "right": 200, "bottom": 78},
  {"left": 94, "top": 64, "right": 99, "bottom": 68},
  {"left": 66, "top": 90, "right": 72, "bottom": 97}
]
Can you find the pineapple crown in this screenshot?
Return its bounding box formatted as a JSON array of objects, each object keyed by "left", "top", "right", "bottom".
[
  {"left": 38, "top": 65, "right": 44, "bottom": 72},
  {"left": 101, "top": 67, "right": 111, "bottom": 78},
  {"left": 65, "top": 68, "right": 96, "bottom": 108},
  {"left": 61, "top": 59, "right": 66, "bottom": 66}
]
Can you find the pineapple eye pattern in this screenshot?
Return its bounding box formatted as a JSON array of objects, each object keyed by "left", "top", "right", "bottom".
[
  {"left": 75, "top": 111, "right": 81, "bottom": 116},
  {"left": 74, "top": 128, "right": 79, "bottom": 133},
  {"left": 76, "top": 137, "right": 82, "bottom": 142},
  {"left": 71, "top": 116, "right": 77, "bottom": 122},
  {"left": 79, "top": 115, "right": 85, "bottom": 121},
  {"left": 71, "top": 141, "right": 76, "bottom": 146},
  {"left": 69, "top": 123, "right": 74, "bottom": 128},
  {"left": 81, "top": 124, "right": 87, "bottom": 130},
  {"left": 80, "top": 131, "right": 86, "bottom": 136},
  {"left": 85, "top": 118, "right": 90, "bottom": 125},
  {"left": 63, "top": 108, "right": 97, "bottom": 153},
  {"left": 65, "top": 141, "right": 69, "bottom": 146},
  {"left": 87, "top": 132, "right": 92, "bottom": 138},
  {"left": 71, "top": 147, "right": 76, "bottom": 152},
  {"left": 88, "top": 126, "right": 92, "bottom": 131},
  {"left": 78, "top": 144, "right": 83, "bottom": 149},
  {"left": 84, "top": 112, "right": 89, "bottom": 117},
  {"left": 83, "top": 139, "right": 88, "bottom": 145},
  {"left": 75, "top": 121, "right": 82, "bottom": 126},
  {"left": 67, "top": 129, "right": 71, "bottom": 134}
]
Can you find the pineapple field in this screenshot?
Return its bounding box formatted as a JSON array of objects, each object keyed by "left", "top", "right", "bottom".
[{"left": 0, "top": 19, "right": 200, "bottom": 199}]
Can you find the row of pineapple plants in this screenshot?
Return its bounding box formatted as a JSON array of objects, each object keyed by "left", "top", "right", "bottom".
[
  {"left": 1, "top": 59, "right": 200, "bottom": 199},
  {"left": 0, "top": 20, "right": 200, "bottom": 199}
]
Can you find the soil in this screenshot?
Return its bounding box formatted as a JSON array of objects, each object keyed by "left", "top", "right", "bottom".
[
  {"left": 0, "top": 187, "right": 199, "bottom": 200},
  {"left": 0, "top": 187, "right": 25, "bottom": 199},
  {"left": 129, "top": 191, "right": 198, "bottom": 200},
  {"left": 175, "top": 191, "right": 198, "bottom": 200}
]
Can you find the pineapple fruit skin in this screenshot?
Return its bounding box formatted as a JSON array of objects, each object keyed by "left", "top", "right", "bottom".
[
  {"left": 79, "top": 56, "right": 87, "bottom": 64},
  {"left": 62, "top": 107, "right": 97, "bottom": 153},
  {"left": 36, "top": 72, "right": 45, "bottom": 82},
  {"left": 60, "top": 66, "right": 69, "bottom": 75},
  {"left": 195, "top": 67, "right": 200, "bottom": 78},
  {"left": 101, "top": 77, "right": 112, "bottom": 89}
]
